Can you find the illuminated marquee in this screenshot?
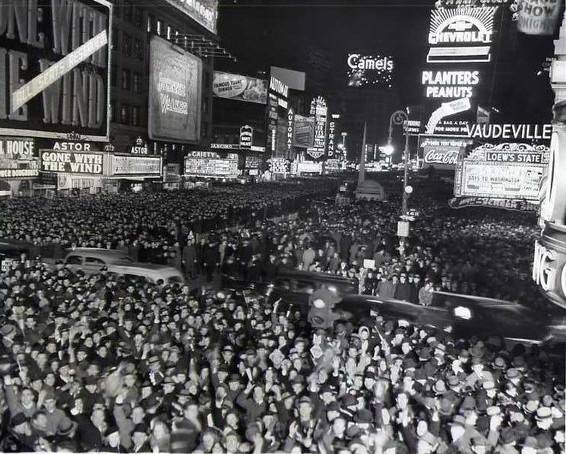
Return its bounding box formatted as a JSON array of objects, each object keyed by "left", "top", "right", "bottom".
[
  {"left": 428, "top": 7, "right": 497, "bottom": 63},
  {"left": 422, "top": 70, "right": 480, "bottom": 98},
  {"left": 346, "top": 54, "right": 394, "bottom": 88}
]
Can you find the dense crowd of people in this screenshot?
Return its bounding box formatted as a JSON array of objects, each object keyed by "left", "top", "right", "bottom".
[{"left": 0, "top": 178, "right": 563, "bottom": 453}]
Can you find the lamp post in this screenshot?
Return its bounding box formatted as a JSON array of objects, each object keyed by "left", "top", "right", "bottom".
[{"left": 384, "top": 109, "right": 410, "bottom": 215}]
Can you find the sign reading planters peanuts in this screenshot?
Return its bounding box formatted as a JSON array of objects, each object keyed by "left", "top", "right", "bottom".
[
  {"left": 419, "top": 135, "right": 473, "bottom": 169},
  {"left": 213, "top": 72, "right": 268, "bottom": 105},
  {"left": 0, "top": 0, "right": 112, "bottom": 141},
  {"left": 149, "top": 36, "right": 202, "bottom": 143}
]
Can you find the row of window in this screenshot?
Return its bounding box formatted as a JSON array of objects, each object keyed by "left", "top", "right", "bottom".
[
  {"left": 112, "top": 28, "right": 144, "bottom": 60},
  {"left": 113, "top": 0, "right": 144, "bottom": 28},
  {"left": 111, "top": 67, "right": 143, "bottom": 93}
]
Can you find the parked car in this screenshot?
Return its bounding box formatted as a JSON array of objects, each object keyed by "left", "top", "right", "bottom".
[{"left": 107, "top": 263, "right": 184, "bottom": 285}]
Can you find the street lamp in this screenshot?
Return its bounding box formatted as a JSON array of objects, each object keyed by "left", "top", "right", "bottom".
[{"left": 385, "top": 109, "right": 411, "bottom": 215}]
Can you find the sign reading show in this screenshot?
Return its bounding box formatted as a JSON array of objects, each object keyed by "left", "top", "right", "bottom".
[
  {"left": 0, "top": 0, "right": 112, "bottom": 141},
  {"left": 213, "top": 72, "right": 267, "bottom": 105},
  {"left": 347, "top": 54, "right": 394, "bottom": 88},
  {"left": 149, "top": 36, "right": 202, "bottom": 143},
  {"left": 40, "top": 151, "right": 104, "bottom": 174}
]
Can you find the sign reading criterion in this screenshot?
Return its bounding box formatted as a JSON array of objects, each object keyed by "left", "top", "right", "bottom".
[{"left": 0, "top": 0, "right": 112, "bottom": 141}]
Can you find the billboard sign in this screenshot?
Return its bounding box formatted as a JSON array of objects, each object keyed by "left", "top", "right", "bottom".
[
  {"left": 185, "top": 151, "right": 239, "bottom": 177},
  {"left": 0, "top": 0, "right": 112, "bottom": 141},
  {"left": 454, "top": 142, "right": 550, "bottom": 201},
  {"left": 40, "top": 151, "right": 104, "bottom": 174},
  {"left": 427, "top": 7, "right": 497, "bottom": 63},
  {"left": 466, "top": 124, "right": 552, "bottom": 141},
  {"left": 239, "top": 125, "right": 253, "bottom": 149},
  {"left": 517, "top": 0, "right": 562, "bottom": 36},
  {"left": 419, "top": 135, "right": 473, "bottom": 169},
  {"left": 163, "top": 0, "right": 218, "bottom": 34},
  {"left": 149, "top": 36, "right": 202, "bottom": 143},
  {"left": 293, "top": 115, "right": 315, "bottom": 148},
  {"left": 0, "top": 138, "right": 35, "bottom": 161},
  {"left": 110, "top": 155, "right": 162, "bottom": 176},
  {"left": 448, "top": 197, "right": 538, "bottom": 211},
  {"left": 213, "top": 72, "right": 268, "bottom": 104},
  {"left": 307, "top": 97, "right": 328, "bottom": 160},
  {"left": 347, "top": 54, "right": 394, "bottom": 88}
]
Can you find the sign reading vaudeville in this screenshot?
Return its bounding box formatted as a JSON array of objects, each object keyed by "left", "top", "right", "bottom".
[
  {"left": 0, "top": 0, "right": 112, "bottom": 141},
  {"left": 149, "top": 36, "right": 202, "bottom": 143},
  {"left": 40, "top": 150, "right": 104, "bottom": 174}
]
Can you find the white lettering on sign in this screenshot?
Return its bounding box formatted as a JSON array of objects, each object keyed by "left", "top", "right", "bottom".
[
  {"left": 53, "top": 142, "right": 91, "bottom": 152},
  {"left": 0, "top": 138, "right": 34, "bottom": 159},
  {"left": 422, "top": 70, "right": 480, "bottom": 98},
  {"left": 347, "top": 54, "right": 394, "bottom": 71},
  {"left": 467, "top": 124, "right": 553, "bottom": 140},
  {"left": 425, "top": 149, "right": 460, "bottom": 165},
  {"left": 533, "top": 241, "right": 558, "bottom": 292},
  {"left": 40, "top": 151, "right": 103, "bottom": 174},
  {"left": 269, "top": 76, "right": 288, "bottom": 98},
  {"left": 429, "top": 8, "right": 496, "bottom": 45}
]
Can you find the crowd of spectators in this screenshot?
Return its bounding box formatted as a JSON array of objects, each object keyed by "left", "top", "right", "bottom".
[{"left": 0, "top": 179, "right": 563, "bottom": 453}]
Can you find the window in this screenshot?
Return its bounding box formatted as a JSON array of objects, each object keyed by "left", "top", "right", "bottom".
[
  {"left": 66, "top": 256, "right": 82, "bottom": 265},
  {"left": 132, "top": 72, "right": 141, "bottom": 93},
  {"left": 111, "top": 64, "right": 117, "bottom": 87},
  {"left": 134, "top": 39, "right": 143, "bottom": 60},
  {"left": 120, "top": 105, "right": 130, "bottom": 124},
  {"left": 112, "top": 27, "right": 119, "bottom": 49},
  {"left": 157, "top": 20, "right": 162, "bottom": 36},
  {"left": 121, "top": 69, "right": 130, "bottom": 90},
  {"left": 85, "top": 257, "right": 106, "bottom": 265},
  {"left": 123, "top": 1, "right": 133, "bottom": 22},
  {"left": 167, "top": 25, "right": 171, "bottom": 40},
  {"left": 122, "top": 33, "right": 131, "bottom": 57},
  {"left": 132, "top": 106, "right": 140, "bottom": 127},
  {"left": 134, "top": 8, "right": 143, "bottom": 27}
]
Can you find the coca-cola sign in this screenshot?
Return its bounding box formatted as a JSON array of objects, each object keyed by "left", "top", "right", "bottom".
[
  {"left": 419, "top": 134, "right": 472, "bottom": 170},
  {"left": 424, "top": 149, "right": 460, "bottom": 165}
]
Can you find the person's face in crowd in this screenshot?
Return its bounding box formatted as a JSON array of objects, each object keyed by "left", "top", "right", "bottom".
[
  {"left": 93, "top": 332, "right": 102, "bottom": 345},
  {"left": 333, "top": 417, "right": 346, "bottom": 436},
  {"left": 132, "top": 430, "right": 148, "bottom": 447},
  {"left": 472, "top": 362, "right": 483, "bottom": 375},
  {"left": 184, "top": 404, "right": 199, "bottom": 420},
  {"left": 537, "top": 416, "right": 552, "bottom": 430},
  {"left": 31, "top": 379, "right": 43, "bottom": 393},
  {"left": 225, "top": 434, "right": 239, "bottom": 452},
  {"left": 348, "top": 347, "right": 358, "bottom": 358},
  {"left": 450, "top": 424, "right": 465, "bottom": 442},
  {"left": 132, "top": 407, "right": 145, "bottom": 424},
  {"left": 91, "top": 408, "right": 106, "bottom": 427},
  {"left": 46, "top": 341, "right": 57, "bottom": 354},
  {"left": 124, "top": 374, "right": 136, "bottom": 388},
  {"left": 353, "top": 375, "right": 363, "bottom": 390},
  {"left": 76, "top": 350, "right": 88, "bottom": 362},
  {"left": 465, "top": 410, "right": 478, "bottom": 426},
  {"left": 32, "top": 412, "right": 48, "bottom": 431},
  {"left": 228, "top": 380, "right": 240, "bottom": 392},
  {"left": 392, "top": 276, "right": 399, "bottom": 284},
  {"left": 555, "top": 430, "right": 565, "bottom": 445},
  {"left": 364, "top": 377, "right": 376, "bottom": 390},
  {"left": 288, "top": 329, "right": 295, "bottom": 340},
  {"left": 152, "top": 421, "right": 168, "bottom": 440},
  {"left": 292, "top": 358, "right": 302, "bottom": 371},
  {"left": 252, "top": 386, "right": 264, "bottom": 402},
  {"left": 44, "top": 397, "right": 57, "bottom": 413},
  {"left": 44, "top": 373, "right": 56, "bottom": 388},
  {"left": 21, "top": 388, "right": 35, "bottom": 407}
]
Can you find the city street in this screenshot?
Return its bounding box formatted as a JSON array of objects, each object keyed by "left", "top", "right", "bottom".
[{"left": 0, "top": 1, "right": 565, "bottom": 453}]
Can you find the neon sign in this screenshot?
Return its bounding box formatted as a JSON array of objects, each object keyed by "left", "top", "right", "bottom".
[{"left": 422, "top": 70, "right": 480, "bottom": 98}]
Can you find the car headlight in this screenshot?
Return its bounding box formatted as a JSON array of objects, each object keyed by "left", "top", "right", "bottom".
[{"left": 454, "top": 306, "right": 472, "bottom": 320}]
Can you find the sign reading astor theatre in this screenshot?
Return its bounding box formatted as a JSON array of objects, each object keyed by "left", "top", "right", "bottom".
[{"left": 0, "top": 0, "right": 112, "bottom": 141}]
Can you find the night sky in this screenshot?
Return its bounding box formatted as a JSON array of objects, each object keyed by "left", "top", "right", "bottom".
[{"left": 216, "top": 0, "right": 556, "bottom": 153}]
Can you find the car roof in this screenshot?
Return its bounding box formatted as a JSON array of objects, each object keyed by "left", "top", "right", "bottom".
[
  {"left": 108, "top": 262, "right": 180, "bottom": 273},
  {"left": 66, "top": 248, "right": 130, "bottom": 257},
  {"left": 276, "top": 270, "right": 356, "bottom": 284}
]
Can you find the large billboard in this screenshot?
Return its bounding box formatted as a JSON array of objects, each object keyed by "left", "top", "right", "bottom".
[
  {"left": 306, "top": 97, "right": 328, "bottom": 160},
  {"left": 419, "top": 135, "right": 473, "bottom": 169},
  {"left": 110, "top": 155, "right": 162, "bottom": 176},
  {"left": 293, "top": 115, "right": 315, "bottom": 149},
  {"left": 454, "top": 143, "right": 549, "bottom": 201},
  {"left": 185, "top": 151, "right": 239, "bottom": 177},
  {"left": 213, "top": 72, "right": 268, "bottom": 104},
  {"left": 347, "top": 54, "right": 394, "bottom": 88},
  {"left": 149, "top": 36, "right": 202, "bottom": 143},
  {"left": 0, "top": 0, "right": 112, "bottom": 142},
  {"left": 40, "top": 151, "right": 104, "bottom": 174},
  {"left": 163, "top": 0, "right": 218, "bottom": 34}
]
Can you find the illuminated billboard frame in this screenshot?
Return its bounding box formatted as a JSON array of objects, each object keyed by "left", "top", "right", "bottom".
[{"left": 346, "top": 54, "right": 394, "bottom": 88}]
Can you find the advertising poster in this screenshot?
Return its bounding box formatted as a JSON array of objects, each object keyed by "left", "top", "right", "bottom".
[
  {"left": 40, "top": 151, "right": 104, "bottom": 174},
  {"left": 517, "top": 0, "right": 561, "bottom": 36},
  {"left": 213, "top": 72, "right": 267, "bottom": 104},
  {"left": 149, "top": 36, "right": 202, "bottom": 143},
  {"left": 185, "top": 152, "right": 239, "bottom": 177},
  {"left": 419, "top": 135, "right": 473, "bottom": 169},
  {"left": 293, "top": 115, "right": 315, "bottom": 148},
  {"left": 0, "top": 0, "right": 112, "bottom": 141},
  {"left": 454, "top": 143, "right": 549, "bottom": 201},
  {"left": 111, "top": 155, "right": 162, "bottom": 176},
  {"left": 163, "top": 0, "right": 218, "bottom": 34},
  {"left": 307, "top": 97, "right": 328, "bottom": 160},
  {"left": 346, "top": 54, "right": 394, "bottom": 88}
]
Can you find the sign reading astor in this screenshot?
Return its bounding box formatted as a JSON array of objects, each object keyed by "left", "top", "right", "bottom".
[
  {"left": 149, "top": 36, "right": 202, "bottom": 143},
  {"left": 40, "top": 151, "right": 103, "bottom": 174},
  {"left": 0, "top": 0, "right": 112, "bottom": 141}
]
